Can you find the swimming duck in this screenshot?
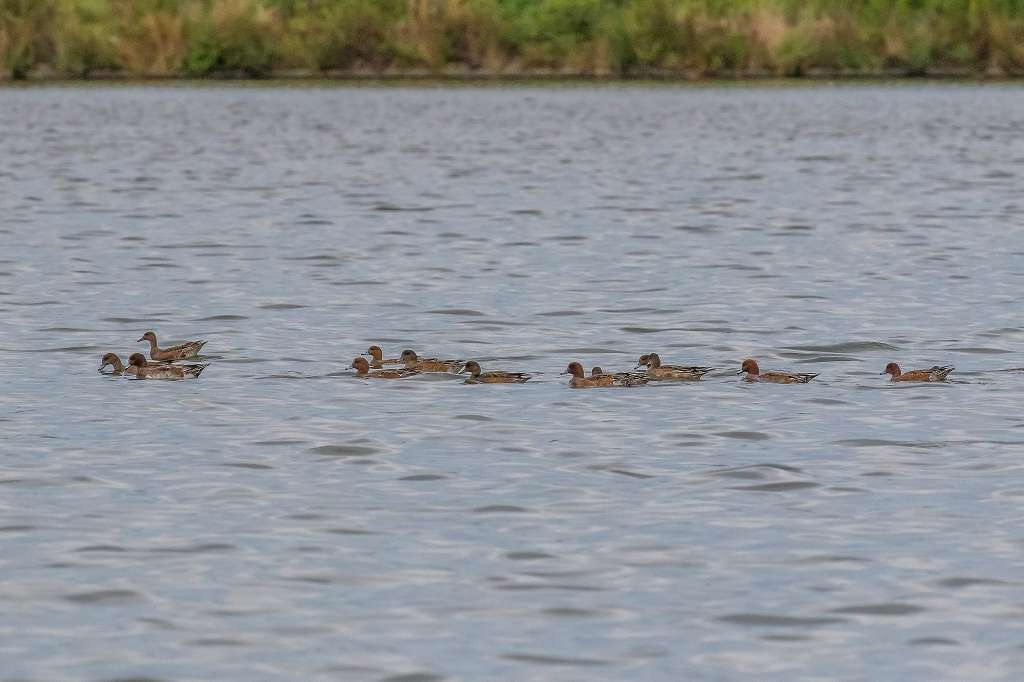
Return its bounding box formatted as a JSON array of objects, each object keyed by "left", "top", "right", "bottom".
[
  {"left": 592, "top": 366, "right": 650, "bottom": 387},
  {"left": 883, "top": 363, "right": 954, "bottom": 382},
  {"left": 363, "top": 345, "right": 404, "bottom": 368},
  {"left": 99, "top": 352, "right": 169, "bottom": 376},
  {"left": 351, "top": 356, "right": 420, "bottom": 379},
  {"left": 401, "top": 349, "right": 464, "bottom": 373},
  {"left": 461, "top": 360, "right": 530, "bottom": 384},
  {"left": 129, "top": 353, "right": 207, "bottom": 379},
  {"left": 563, "top": 362, "right": 614, "bottom": 388},
  {"left": 636, "top": 353, "right": 713, "bottom": 380},
  {"left": 138, "top": 331, "right": 207, "bottom": 361},
  {"left": 739, "top": 358, "right": 817, "bottom": 384}
]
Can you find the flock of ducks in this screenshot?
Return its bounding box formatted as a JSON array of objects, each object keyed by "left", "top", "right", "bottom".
[
  {"left": 347, "top": 346, "right": 954, "bottom": 386},
  {"left": 99, "top": 334, "right": 957, "bottom": 386},
  {"left": 99, "top": 331, "right": 208, "bottom": 379}
]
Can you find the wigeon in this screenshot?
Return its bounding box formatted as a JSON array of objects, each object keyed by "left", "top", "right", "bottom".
[
  {"left": 636, "top": 353, "right": 713, "bottom": 380},
  {"left": 138, "top": 331, "right": 206, "bottom": 361},
  {"left": 461, "top": 360, "right": 530, "bottom": 384},
  {"left": 739, "top": 358, "right": 817, "bottom": 384},
  {"left": 883, "top": 362, "right": 954, "bottom": 382},
  {"left": 400, "top": 349, "right": 465, "bottom": 373},
  {"left": 129, "top": 353, "right": 207, "bottom": 379},
  {"left": 350, "top": 356, "right": 420, "bottom": 378}
]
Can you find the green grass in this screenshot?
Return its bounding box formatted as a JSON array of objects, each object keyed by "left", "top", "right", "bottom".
[{"left": 2, "top": 0, "right": 1024, "bottom": 79}]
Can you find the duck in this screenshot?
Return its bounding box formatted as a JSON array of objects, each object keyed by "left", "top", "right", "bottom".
[
  {"left": 363, "top": 345, "right": 404, "bottom": 368},
  {"left": 462, "top": 360, "right": 530, "bottom": 384},
  {"left": 138, "top": 331, "right": 206, "bottom": 361},
  {"left": 98, "top": 352, "right": 168, "bottom": 376},
  {"left": 592, "top": 366, "right": 650, "bottom": 387},
  {"left": 739, "top": 358, "right": 817, "bottom": 384},
  {"left": 562, "top": 361, "right": 614, "bottom": 388},
  {"left": 883, "top": 362, "right": 954, "bottom": 382},
  {"left": 636, "top": 353, "right": 713, "bottom": 380},
  {"left": 351, "top": 356, "right": 420, "bottom": 379},
  {"left": 400, "top": 349, "right": 464, "bottom": 373},
  {"left": 129, "top": 353, "right": 207, "bottom": 379}
]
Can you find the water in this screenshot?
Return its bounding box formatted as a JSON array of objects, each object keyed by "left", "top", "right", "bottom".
[{"left": 1, "top": 82, "right": 1023, "bottom": 680}]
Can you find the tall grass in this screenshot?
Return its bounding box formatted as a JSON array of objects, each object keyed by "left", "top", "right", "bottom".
[{"left": 2, "top": 0, "right": 1024, "bottom": 79}]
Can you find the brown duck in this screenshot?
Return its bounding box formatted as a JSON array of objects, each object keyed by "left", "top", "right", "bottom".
[
  {"left": 138, "top": 331, "right": 207, "bottom": 361},
  {"left": 351, "top": 356, "right": 420, "bottom": 379},
  {"left": 591, "top": 366, "right": 650, "bottom": 387},
  {"left": 883, "top": 363, "right": 954, "bottom": 382},
  {"left": 401, "top": 349, "right": 464, "bottom": 373},
  {"left": 636, "top": 353, "right": 713, "bottom": 380},
  {"left": 99, "top": 352, "right": 169, "bottom": 376},
  {"left": 563, "top": 361, "right": 614, "bottom": 388},
  {"left": 129, "top": 353, "right": 207, "bottom": 379},
  {"left": 739, "top": 358, "right": 817, "bottom": 384},
  {"left": 461, "top": 360, "right": 530, "bottom": 384},
  {"left": 363, "top": 345, "right": 404, "bottom": 368}
]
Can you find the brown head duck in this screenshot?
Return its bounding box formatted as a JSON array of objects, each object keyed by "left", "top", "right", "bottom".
[
  {"left": 138, "top": 331, "right": 206, "bottom": 361},
  {"left": 562, "top": 361, "right": 614, "bottom": 388},
  {"left": 129, "top": 352, "right": 207, "bottom": 379},
  {"left": 461, "top": 360, "right": 530, "bottom": 384},
  {"left": 363, "top": 345, "right": 404, "bottom": 368},
  {"left": 636, "top": 353, "right": 713, "bottom": 380},
  {"left": 351, "top": 356, "right": 420, "bottom": 379},
  {"left": 400, "top": 349, "right": 464, "bottom": 373},
  {"left": 739, "top": 358, "right": 817, "bottom": 384},
  {"left": 883, "top": 362, "right": 954, "bottom": 382}
]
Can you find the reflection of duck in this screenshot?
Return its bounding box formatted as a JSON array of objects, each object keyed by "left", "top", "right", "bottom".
[
  {"left": 563, "top": 362, "right": 613, "bottom": 388},
  {"left": 636, "top": 353, "right": 713, "bottom": 380},
  {"left": 129, "top": 353, "right": 207, "bottom": 379},
  {"left": 401, "top": 350, "right": 464, "bottom": 373},
  {"left": 462, "top": 361, "right": 530, "bottom": 384},
  {"left": 138, "top": 331, "right": 206, "bottom": 361},
  {"left": 591, "top": 367, "right": 649, "bottom": 387},
  {"left": 351, "top": 356, "right": 420, "bottom": 379},
  {"left": 883, "top": 362, "right": 954, "bottom": 382},
  {"left": 363, "top": 345, "right": 403, "bottom": 368},
  {"left": 739, "top": 358, "right": 817, "bottom": 384}
]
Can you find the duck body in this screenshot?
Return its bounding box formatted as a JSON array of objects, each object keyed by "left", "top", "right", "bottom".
[
  {"left": 739, "top": 358, "right": 816, "bottom": 384},
  {"left": 636, "top": 353, "right": 712, "bottom": 381},
  {"left": 99, "top": 352, "right": 168, "bottom": 376},
  {"left": 351, "top": 356, "right": 420, "bottom": 379},
  {"left": 401, "top": 350, "right": 464, "bottom": 373},
  {"left": 129, "top": 353, "right": 207, "bottom": 379},
  {"left": 139, "top": 331, "right": 206, "bottom": 361},
  {"left": 592, "top": 367, "right": 649, "bottom": 386},
  {"left": 884, "top": 363, "right": 954, "bottom": 382},
  {"left": 462, "top": 361, "right": 530, "bottom": 384},
  {"left": 364, "top": 345, "right": 404, "bottom": 368},
  {"left": 564, "top": 362, "right": 614, "bottom": 388}
]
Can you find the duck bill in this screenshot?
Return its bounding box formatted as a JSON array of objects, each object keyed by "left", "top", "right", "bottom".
[
  {"left": 136, "top": 336, "right": 145, "bottom": 342},
  {"left": 97, "top": 365, "right": 105, "bottom": 372},
  {"left": 736, "top": 369, "right": 746, "bottom": 375}
]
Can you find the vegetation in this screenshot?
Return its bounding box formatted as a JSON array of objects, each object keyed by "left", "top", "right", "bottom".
[{"left": 2, "top": 0, "right": 1024, "bottom": 79}]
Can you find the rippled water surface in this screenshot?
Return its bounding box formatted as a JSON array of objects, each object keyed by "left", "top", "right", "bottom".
[{"left": 2, "top": 82, "right": 1024, "bottom": 680}]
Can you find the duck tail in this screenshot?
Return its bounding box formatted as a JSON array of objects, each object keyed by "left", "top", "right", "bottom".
[{"left": 190, "top": 364, "right": 210, "bottom": 377}]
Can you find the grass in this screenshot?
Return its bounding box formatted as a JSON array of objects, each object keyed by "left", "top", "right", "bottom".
[{"left": 2, "top": 0, "right": 1024, "bottom": 79}]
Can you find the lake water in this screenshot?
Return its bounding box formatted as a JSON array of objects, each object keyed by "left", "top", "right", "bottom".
[{"left": 1, "top": 82, "right": 1023, "bottom": 681}]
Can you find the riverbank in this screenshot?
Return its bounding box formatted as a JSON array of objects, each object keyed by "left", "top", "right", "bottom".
[{"left": 2, "top": 0, "right": 1024, "bottom": 81}]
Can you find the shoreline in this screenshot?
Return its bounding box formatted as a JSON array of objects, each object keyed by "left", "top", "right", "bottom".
[{"left": 3, "top": 67, "right": 1023, "bottom": 86}]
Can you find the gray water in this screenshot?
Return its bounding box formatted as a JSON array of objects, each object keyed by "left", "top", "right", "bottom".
[{"left": 1, "top": 82, "right": 1023, "bottom": 681}]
